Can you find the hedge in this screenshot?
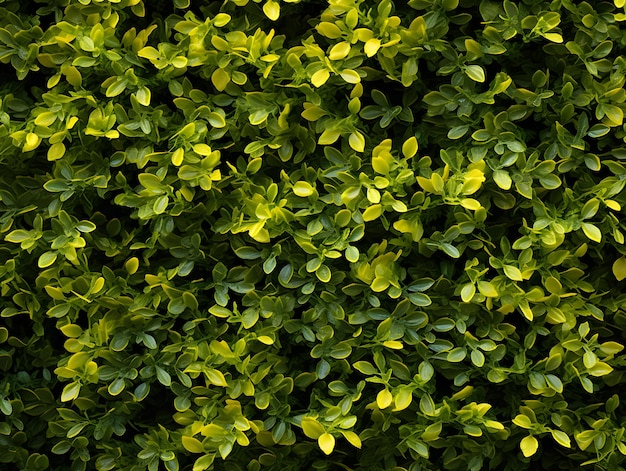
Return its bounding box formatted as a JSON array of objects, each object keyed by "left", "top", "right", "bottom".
[{"left": 1, "top": 0, "right": 626, "bottom": 469}]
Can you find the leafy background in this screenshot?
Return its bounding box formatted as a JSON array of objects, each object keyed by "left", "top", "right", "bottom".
[{"left": 1, "top": 0, "right": 626, "bottom": 469}]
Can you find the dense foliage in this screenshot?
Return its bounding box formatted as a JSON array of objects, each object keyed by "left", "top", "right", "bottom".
[{"left": 2, "top": 0, "right": 626, "bottom": 469}]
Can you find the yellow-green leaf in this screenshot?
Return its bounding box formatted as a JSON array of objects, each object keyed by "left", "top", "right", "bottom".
[
  {"left": 23, "top": 133, "right": 41, "bottom": 152},
  {"left": 301, "top": 417, "right": 325, "bottom": 439},
  {"left": 402, "top": 136, "right": 418, "bottom": 159},
  {"left": 503, "top": 265, "right": 523, "bottom": 281},
  {"left": 376, "top": 388, "right": 393, "bottom": 409},
  {"left": 613, "top": 257, "right": 626, "bottom": 281},
  {"left": 263, "top": 0, "right": 280, "bottom": 21},
  {"left": 465, "top": 64, "right": 485, "bottom": 82},
  {"left": 182, "top": 436, "right": 204, "bottom": 453},
  {"left": 211, "top": 68, "right": 230, "bottom": 91},
  {"left": 311, "top": 69, "right": 330, "bottom": 88},
  {"left": 581, "top": 222, "right": 602, "bottom": 243},
  {"left": 460, "top": 198, "right": 481, "bottom": 210},
  {"left": 362, "top": 204, "right": 382, "bottom": 222},
  {"left": 341, "top": 431, "right": 362, "bottom": 448},
  {"left": 329, "top": 41, "right": 351, "bottom": 60},
  {"left": 48, "top": 142, "right": 66, "bottom": 161},
  {"left": 551, "top": 430, "right": 571, "bottom": 448},
  {"left": 477, "top": 280, "right": 498, "bottom": 297},
  {"left": 349, "top": 131, "right": 365, "bottom": 152},
  {"left": 340, "top": 69, "right": 361, "bottom": 84},
  {"left": 318, "top": 432, "right": 335, "bottom": 455},
  {"left": 293, "top": 181, "right": 315, "bottom": 197},
  {"left": 125, "top": 257, "right": 139, "bottom": 275},
  {"left": 520, "top": 435, "right": 538, "bottom": 457},
  {"left": 364, "top": 38, "right": 381, "bottom": 57}
]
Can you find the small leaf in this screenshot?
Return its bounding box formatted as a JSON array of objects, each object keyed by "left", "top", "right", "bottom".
[
  {"left": 329, "top": 41, "right": 351, "bottom": 60},
  {"left": 61, "top": 381, "right": 81, "bottom": 402},
  {"left": 402, "top": 136, "right": 418, "bottom": 159},
  {"left": 293, "top": 181, "right": 315, "bottom": 197},
  {"left": 211, "top": 68, "right": 230, "bottom": 91},
  {"left": 376, "top": 389, "right": 393, "bottom": 409},
  {"left": 581, "top": 199, "right": 600, "bottom": 219},
  {"left": 301, "top": 417, "right": 325, "bottom": 439},
  {"left": 263, "top": 0, "right": 280, "bottom": 21},
  {"left": 349, "top": 131, "right": 365, "bottom": 152},
  {"left": 182, "top": 436, "right": 204, "bottom": 453},
  {"left": 465, "top": 65, "right": 485, "bottom": 82},
  {"left": 311, "top": 69, "right": 330, "bottom": 88},
  {"left": 581, "top": 222, "right": 602, "bottom": 243},
  {"left": 318, "top": 433, "right": 335, "bottom": 455},
  {"left": 551, "top": 430, "right": 571, "bottom": 448},
  {"left": 48, "top": 142, "right": 66, "bottom": 161},
  {"left": 520, "top": 435, "right": 539, "bottom": 457},
  {"left": 362, "top": 204, "right": 382, "bottom": 222},
  {"left": 205, "top": 368, "right": 228, "bottom": 386},
  {"left": 341, "top": 431, "right": 362, "bottom": 448},
  {"left": 38, "top": 251, "right": 57, "bottom": 268},
  {"left": 503, "top": 265, "right": 523, "bottom": 281}
]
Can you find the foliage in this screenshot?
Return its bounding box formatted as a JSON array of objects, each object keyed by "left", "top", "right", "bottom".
[{"left": 1, "top": 0, "right": 626, "bottom": 469}]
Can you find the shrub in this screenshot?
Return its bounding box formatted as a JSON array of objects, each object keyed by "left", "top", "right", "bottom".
[{"left": 1, "top": 0, "right": 626, "bottom": 470}]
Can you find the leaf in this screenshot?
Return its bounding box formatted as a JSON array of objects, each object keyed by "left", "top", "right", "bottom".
[
  {"left": 402, "top": 136, "right": 418, "bottom": 158},
  {"left": 581, "top": 199, "right": 600, "bottom": 219},
  {"left": 503, "top": 265, "right": 523, "bottom": 281},
  {"left": 61, "top": 381, "right": 81, "bottom": 402},
  {"left": 23, "top": 133, "right": 41, "bottom": 152},
  {"left": 581, "top": 222, "right": 602, "bottom": 243},
  {"left": 587, "top": 361, "right": 613, "bottom": 377},
  {"left": 362, "top": 204, "right": 382, "bottom": 222},
  {"left": 551, "top": 430, "right": 571, "bottom": 448},
  {"left": 38, "top": 251, "right": 58, "bottom": 268},
  {"left": 211, "top": 68, "right": 230, "bottom": 91},
  {"left": 465, "top": 65, "right": 486, "bottom": 82},
  {"left": 349, "top": 131, "right": 365, "bottom": 152},
  {"left": 520, "top": 435, "right": 539, "bottom": 457},
  {"left": 341, "top": 431, "right": 362, "bottom": 448},
  {"left": 48, "top": 142, "right": 66, "bottom": 161},
  {"left": 293, "top": 181, "right": 315, "bottom": 197},
  {"left": 340, "top": 69, "right": 361, "bottom": 84},
  {"left": 263, "top": 0, "right": 280, "bottom": 21},
  {"left": 205, "top": 368, "right": 228, "bottom": 386},
  {"left": 461, "top": 283, "right": 476, "bottom": 302},
  {"left": 329, "top": 41, "right": 351, "bottom": 60},
  {"left": 376, "top": 389, "right": 393, "bottom": 409},
  {"left": 301, "top": 417, "right": 325, "bottom": 439},
  {"left": 182, "top": 436, "right": 204, "bottom": 453},
  {"left": 5, "top": 229, "right": 31, "bottom": 243},
  {"left": 364, "top": 38, "right": 381, "bottom": 57},
  {"left": 311, "top": 69, "right": 330, "bottom": 88},
  {"left": 477, "top": 281, "right": 498, "bottom": 297},
  {"left": 318, "top": 433, "right": 335, "bottom": 455}
]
